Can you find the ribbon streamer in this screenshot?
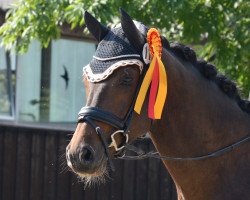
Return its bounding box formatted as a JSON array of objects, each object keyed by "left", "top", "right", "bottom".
[{"left": 134, "top": 28, "right": 167, "bottom": 119}]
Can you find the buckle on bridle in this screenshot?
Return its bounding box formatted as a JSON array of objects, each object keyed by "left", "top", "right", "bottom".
[{"left": 108, "top": 130, "right": 129, "bottom": 152}]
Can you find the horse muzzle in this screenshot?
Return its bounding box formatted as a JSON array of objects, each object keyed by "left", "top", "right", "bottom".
[{"left": 66, "top": 142, "right": 105, "bottom": 174}]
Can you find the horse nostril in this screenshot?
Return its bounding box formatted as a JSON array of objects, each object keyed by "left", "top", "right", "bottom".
[{"left": 79, "top": 146, "right": 94, "bottom": 163}]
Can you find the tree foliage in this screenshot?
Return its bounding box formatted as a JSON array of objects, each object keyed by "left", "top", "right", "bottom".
[{"left": 0, "top": 0, "right": 249, "bottom": 96}]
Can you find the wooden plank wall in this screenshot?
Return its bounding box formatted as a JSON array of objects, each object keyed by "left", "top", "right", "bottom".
[{"left": 0, "top": 125, "right": 177, "bottom": 200}]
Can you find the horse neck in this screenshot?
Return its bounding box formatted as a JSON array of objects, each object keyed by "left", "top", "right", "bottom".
[{"left": 149, "top": 49, "right": 250, "bottom": 198}]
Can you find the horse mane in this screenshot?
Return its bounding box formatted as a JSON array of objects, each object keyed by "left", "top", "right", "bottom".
[{"left": 160, "top": 38, "right": 250, "bottom": 114}]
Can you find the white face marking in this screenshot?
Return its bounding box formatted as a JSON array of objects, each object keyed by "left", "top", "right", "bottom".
[
  {"left": 66, "top": 151, "right": 73, "bottom": 168},
  {"left": 67, "top": 160, "right": 73, "bottom": 168}
]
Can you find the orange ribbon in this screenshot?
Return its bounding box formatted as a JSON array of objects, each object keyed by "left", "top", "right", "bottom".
[{"left": 134, "top": 28, "right": 167, "bottom": 119}]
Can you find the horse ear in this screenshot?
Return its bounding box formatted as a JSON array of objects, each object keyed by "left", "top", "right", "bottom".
[
  {"left": 84, "top": 11, "right": 109, "bottom": 42},
  {"left": 120, "top": 8, "right": 146, "bottom": 53}
]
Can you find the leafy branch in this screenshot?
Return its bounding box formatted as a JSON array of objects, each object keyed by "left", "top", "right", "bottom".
[{"left": 0, "top": 0, "right": 249, "bottom": 95}]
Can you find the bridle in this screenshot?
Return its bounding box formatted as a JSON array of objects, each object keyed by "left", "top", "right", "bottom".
[{"left": 77, "top": 63, "right": 148, "bottom": 171}]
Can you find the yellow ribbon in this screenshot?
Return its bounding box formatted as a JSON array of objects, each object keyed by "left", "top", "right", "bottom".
[{"left": 134, "top": 55, "right": 157, "bottom": 114}]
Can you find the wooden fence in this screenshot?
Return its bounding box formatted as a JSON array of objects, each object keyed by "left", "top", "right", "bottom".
[{"left": 0, "top": 124, "right": 176, "bottom": 200}]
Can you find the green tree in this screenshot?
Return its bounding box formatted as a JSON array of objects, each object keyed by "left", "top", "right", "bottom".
[{"left": 0, "top": 0, "right": 249, "bottom": 96}]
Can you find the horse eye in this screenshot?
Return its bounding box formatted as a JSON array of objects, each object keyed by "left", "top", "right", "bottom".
[{"left": 120, "top": 75, "right": 133, "bottom": 85}]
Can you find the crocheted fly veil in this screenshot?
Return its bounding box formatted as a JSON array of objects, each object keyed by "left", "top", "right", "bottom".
[{"left": 83, "top": 12, "right": 147, "bottom": 82}]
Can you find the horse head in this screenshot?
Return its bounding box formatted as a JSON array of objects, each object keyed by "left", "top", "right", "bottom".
[{"left": 66, "top": 9, "right": 152, "bottom": 183}]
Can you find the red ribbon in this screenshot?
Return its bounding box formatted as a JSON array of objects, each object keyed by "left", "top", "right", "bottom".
[{"left": 148, "top": 59, "right": 159, "bottom": 119}]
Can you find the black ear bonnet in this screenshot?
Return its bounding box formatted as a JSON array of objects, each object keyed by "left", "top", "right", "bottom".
[{"left": 83, "top": 10, "right": 148, "bottom": 82}]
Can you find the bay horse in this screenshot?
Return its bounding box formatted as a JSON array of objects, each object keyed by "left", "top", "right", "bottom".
[{"left": 66, "top": 9, "right": 250, "bottom": 200}]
